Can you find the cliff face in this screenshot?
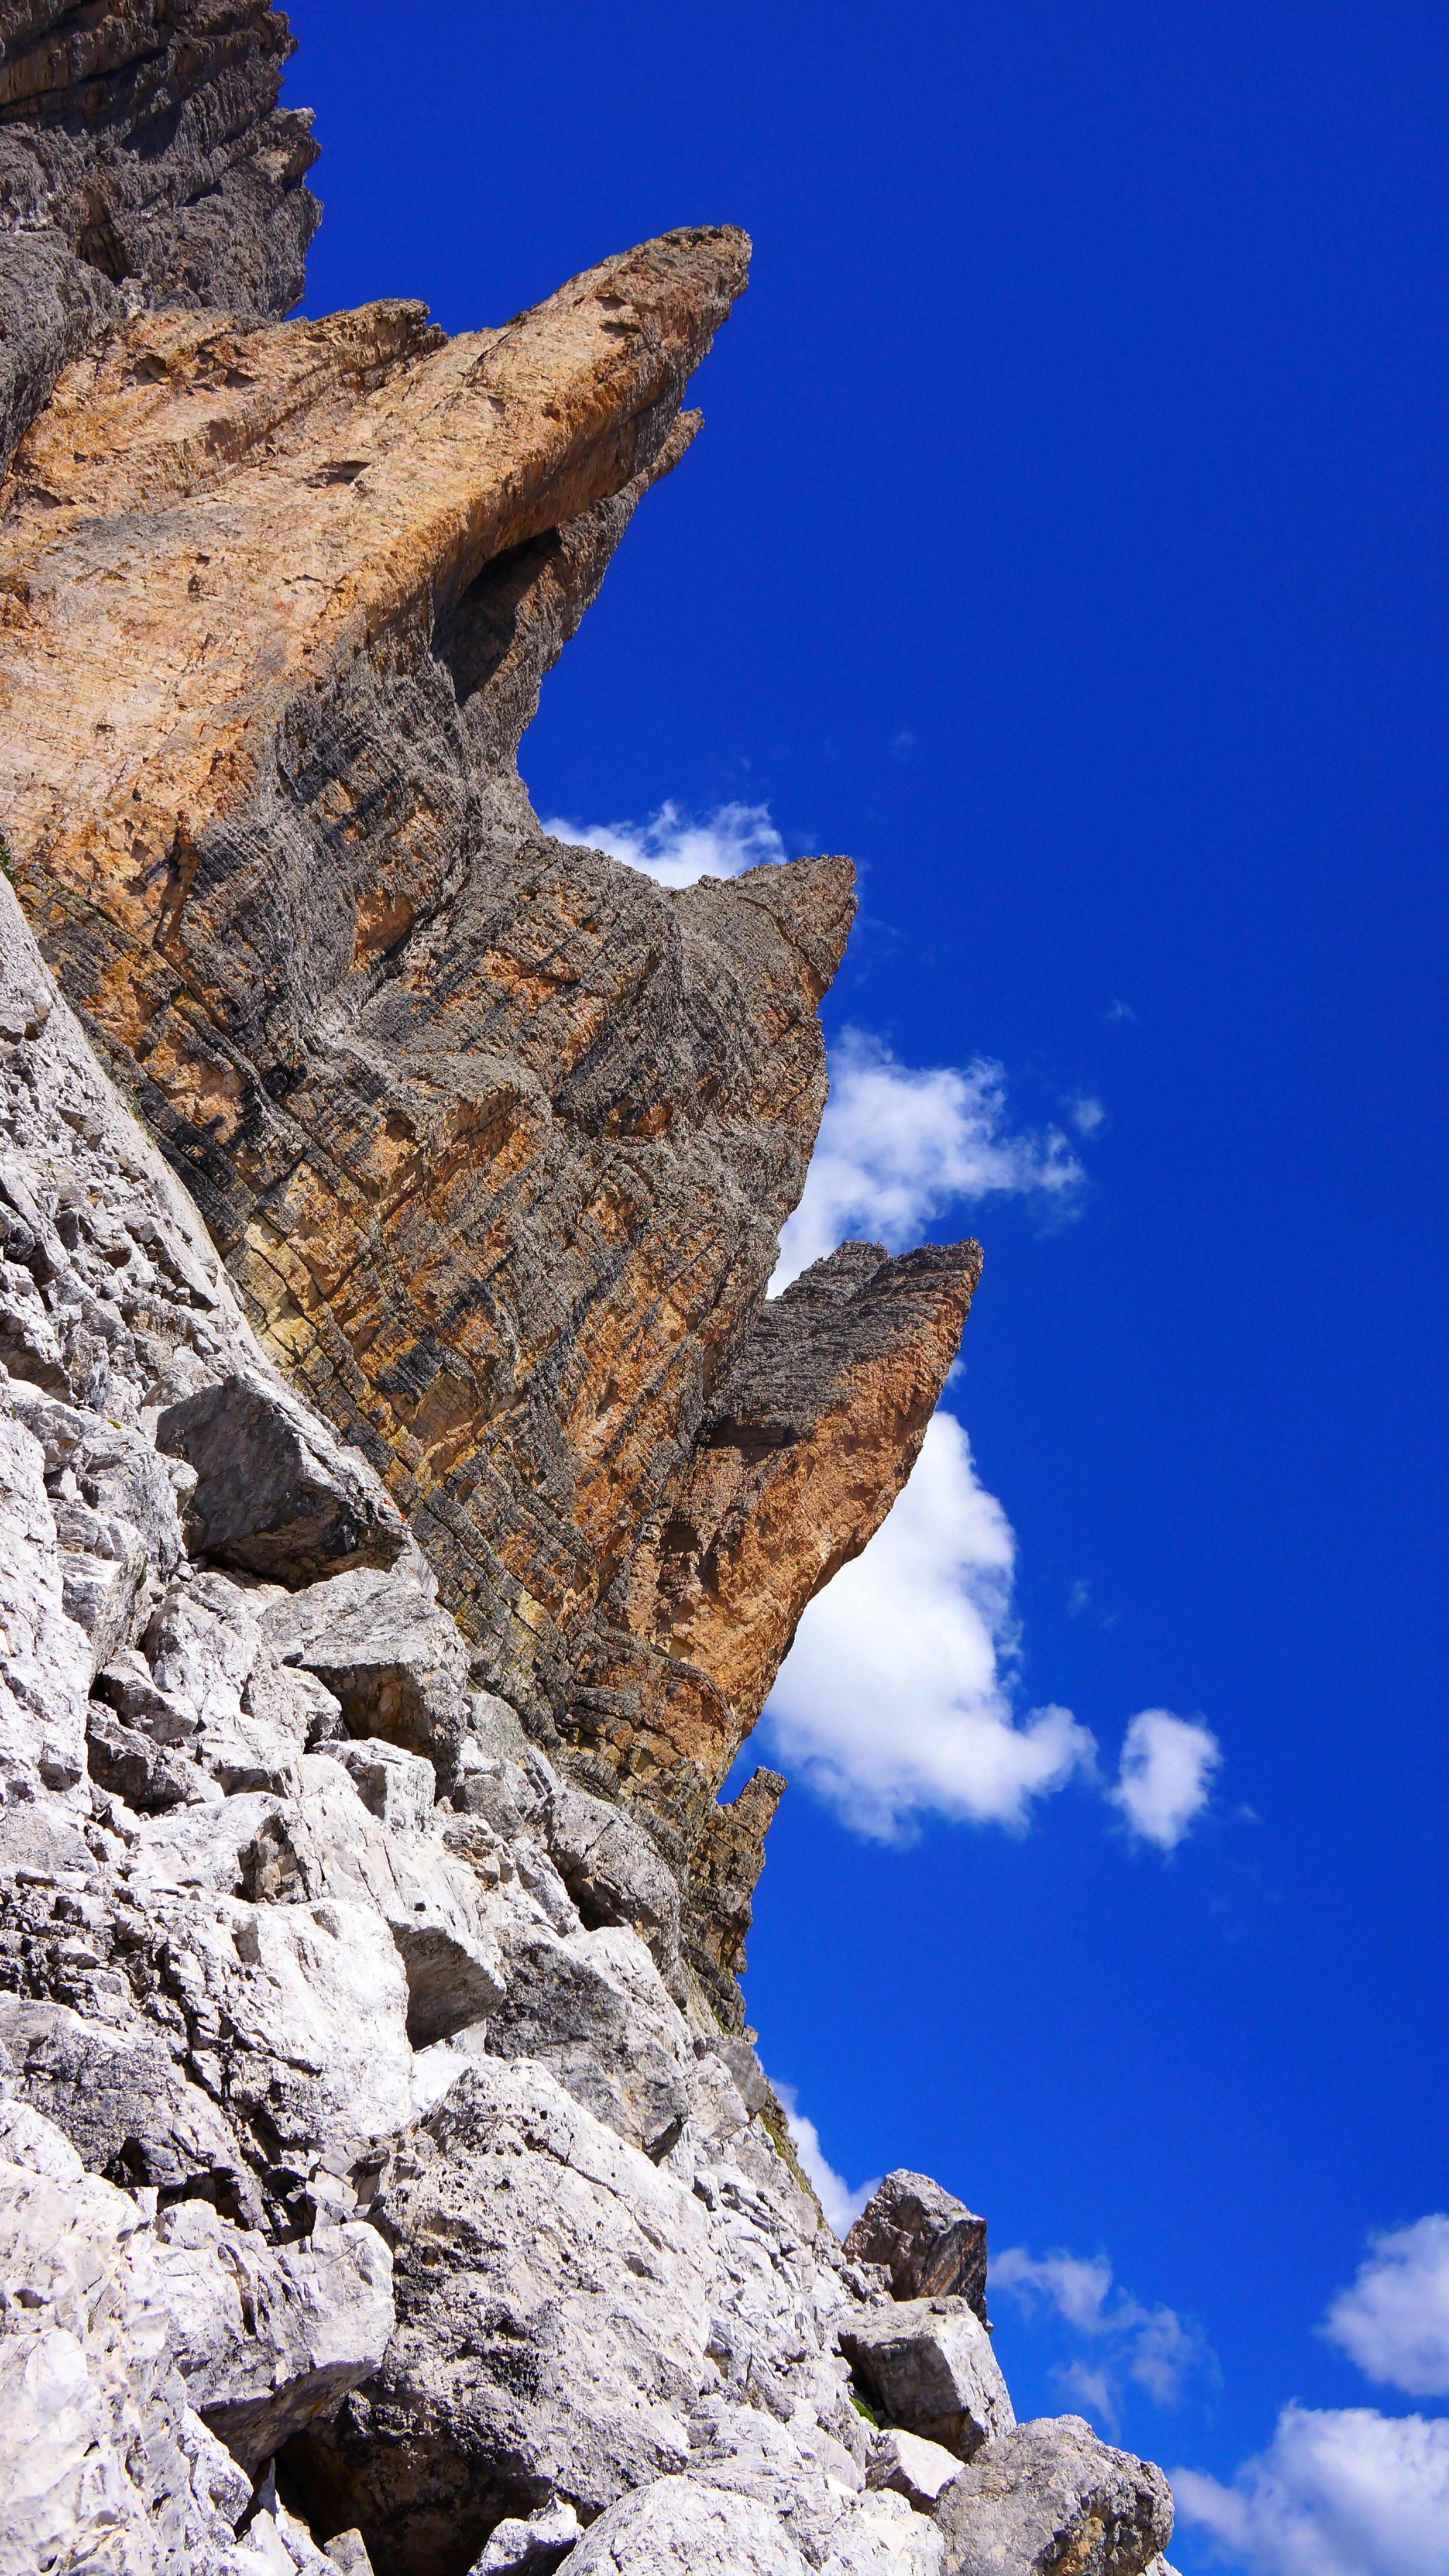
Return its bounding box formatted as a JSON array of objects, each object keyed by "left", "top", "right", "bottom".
[
  {"left": 0, "top": 11, "right": 1179, "bottom": 2575},
  {"left": 0, "top": 0, "right": 319, "bottom": 474},
  {"left": 0, "top": 204, "right": 978, "bottom": 1985}
]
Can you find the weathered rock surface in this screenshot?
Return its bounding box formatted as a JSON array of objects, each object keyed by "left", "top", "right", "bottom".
[
  {"left": 838, "top": 2298, "right": 1016, "bottom": 2461},
  {"left": 0, "top": 18, "right": 1178, "bottom": 2573},
  {"left": 932, "top": 2418, "right": 1175, "bottom": 2576},
  {"left": 0, "top": 0, "right": 320, "bottom": 475},
  {"left": 0, "top": 192, "right": 977, "bottom": 1891},
  {"left": 846, "top": 2170, "right": 990, "bottom": 2324}
]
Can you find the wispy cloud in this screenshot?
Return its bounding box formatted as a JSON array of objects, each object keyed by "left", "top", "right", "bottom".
[
  {"left": 540, "top": 796, "right": 784, "bottom": 889},
  {"left": 1106, "top": 998, "right": 1137, "bottom": 1023},
  {"left": 1069, "top": 1094, "right": 1108, "bottom": 1136},
  {"left": 763, "top": 1410, "right": 1096, "bottom": 1842},
  {"left": 1175, "top": 2406, "right": 1449, "bottom": 2576},
  {"left": 773, "top": 1028, "right": 1084, "bottom": 1288},
  {"left": 992, "top": 2244, "right": 1215, "bottom": 2428},
  {"left": 1111, "top": 1709, "right": 1222, "bottom": 1850},
  {"left": 1322, "top": 2217, "right": 1449, "bottom": 2397},
  {"left": 773, "top": 2082, "right": 880, "bottom": 2234}
]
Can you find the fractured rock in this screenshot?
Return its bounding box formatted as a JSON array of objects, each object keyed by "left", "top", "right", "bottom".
[
  {"left": 467, "top": 2497, "right": 584, "bottom": 2573},
  {"left": 545, "top": 1781, "right": 682, "bottom": 1980},
  {"left": 285, "top": 2056, "right": 714, "bottom": 2575},
  {"left": 152, "top": 2194, "right": 395, "bottom": 2475},
  {"left": 932, "top": 2418, "right": 1174, "bottom": 2576},
  {"left": 868, "top": 2430, "right": 966, "bottom": 2509},
  {"left": 845, "top": 2170, "right": 989, "bottom": 2325},
  {"left": 837, "top": 2300, "right": 1015, "bottom": 2461},
  {"left": 158, "top": 1373, "right": 413, "bottom": 1586},
  {"left": 561, "top": 2475, "right": 809, "bottom": 2575},
  {"left": 485, "top": 1920, "right": 694, "bottom": 2158}
]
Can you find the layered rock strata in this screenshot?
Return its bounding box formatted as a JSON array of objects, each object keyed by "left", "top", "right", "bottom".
[
  {"left": 0, "top": 11, "right": 1179, "bottom": 2573},
  {"left": 0, "top": 0, "right": 320, "bottom": 474}
]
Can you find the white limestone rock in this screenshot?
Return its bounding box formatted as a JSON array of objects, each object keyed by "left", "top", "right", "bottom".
[
  {"left": 838, "top": 2298, "right": 1015, "bottom": 2460},
  {"left": 931, "top": 2417, "right": 1174, "bottom": 2576}
]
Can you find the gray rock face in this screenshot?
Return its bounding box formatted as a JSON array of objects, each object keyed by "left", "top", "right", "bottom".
[
  {"left": 838, "top": 2299, "right": 1016, "bottom": 2461},
  {"left": 0, "top": 20, "right": 1179, "bottom": 2567},
  {"left": 158, "top": 1374, "right": 414, "bottom": 1586},
  {"left": 0, "top": 0, "right": 320, "bottom": 474},
  {"left": 844, "top": 2170, "right": 990, "bottom": 2324},
  {"left": 932, "top": 2418, "right": 1175, "bottom": 2576}
]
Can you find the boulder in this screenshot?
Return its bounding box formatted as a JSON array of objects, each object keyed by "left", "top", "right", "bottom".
[
  {"left": 558, "top": 2475, "right": 808, "bottom": 2576},
  {"left": 845, "top": 2172, "right": 989, "bottom": 2324},
  {"left": 931, "top": 2418, "right": 1174, "bottom": 2576},
  {"left": 485, "top": 1920, "right": 694, "bottom": 2158},
  {"left": 468, "top": 2497, "right": 584, "bottom": 2573},
  {"left": 837, "top": 2300, "right": 1014, "bottom": 2460},
  {"left": 0, "top": 1993, "right": 245, "bottom": 2192},
  {"left": 158, "top": 1373, "right": 412, "bottom": 1586},
  {"left": 258, "top": 1568, "right": 476, "bottom": 1779},
  {"left": 546, "top": 1783, "right": 682, "bottom": 1981},
  {"left": 152, "top": 2195, "right": 395, "bottom": 2475},
  {"left": 868, "top": 2429, "right": 965, "bottom": 2509}
]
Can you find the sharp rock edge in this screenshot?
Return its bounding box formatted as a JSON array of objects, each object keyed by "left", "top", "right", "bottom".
[{"left": 0, "top": 8, "right": 1175, "bottom": 2572}]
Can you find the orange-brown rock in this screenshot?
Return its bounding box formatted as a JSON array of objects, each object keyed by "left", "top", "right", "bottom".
[{"left": 0, "top": 222, "right": 977, "bottom": 1899}]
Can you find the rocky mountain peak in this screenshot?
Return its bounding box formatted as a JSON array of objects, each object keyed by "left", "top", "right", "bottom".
[{"left": 0, "top": 9, "right": 1179, "bottom": 2573}]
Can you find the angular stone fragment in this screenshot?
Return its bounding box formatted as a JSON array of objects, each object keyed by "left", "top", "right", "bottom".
[
  {"left": 868, "top": 2429, "right": 966, "bottom": 2509},
  {"left": 837, "top": 2300, "right": 1015, "bottom": 2461},
  {"left": 845, "top": 2171, "right": 989, "bottom": 2324},
  {"left": 485, "top": 1919, "right": 694, "bottom": 2158},
  {"left": 285, "top": 2057, "right": 712, "bottom": 2574},
  {"left": 258, "top": 1567, "right": 475, "bottom": 1778},
  {"left": 330, "top": 1737, "right": 437, "bottom": 1833},
  {"left": 468, "top": 2498, "right": 584, "bottom": 2573},
  {"left": 153, "top": 2194, "right": 395, "bottom": 2475},
  {"left": 0, "top": 1992, "right": 245, "bottom": 2192},
  {"left": 931, "top": 2418, "right": 1174, "bottom": 2576},
  {"left": 561, "top": 2476, "right": 808, "bottom": 2575},
  {"left": 546, "top": 1781, "right": 681, "bottom": 1976},
  {"left": 158, "top": 1373, "right": 412, "bottom": 1586},
  {"left": 86, "top": 1699, "right": 220, "bottom": 1811}
]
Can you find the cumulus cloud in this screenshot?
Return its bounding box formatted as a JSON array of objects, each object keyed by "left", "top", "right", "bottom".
[
  {"left": 763, "top": 1410, "right": 1096, "bottom": 1843},
  {"left": 1322, "top": 2216, "right": 1449, "bottom": 2397},
  {"left": 773, "top": 2083, "right": 880, "bottom": 2234},
  {"left": 1174, "top": 2405, "right": 1449, "bottom": 2576},
  {"left": 992, "top": 2245, "right": 1213, "bottom": 2424},
  {"left": 774, "top": 1030, "right": 1083, "bottom": 1288},
  {"left": 1111, "top": 1709, "right": 1222, "bottom": 1850},
  {"left": 540, "top": 796, "right": 784, "bottom": 889}
]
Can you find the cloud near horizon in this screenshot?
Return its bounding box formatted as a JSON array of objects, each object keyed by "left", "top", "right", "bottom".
[
  {"left": 772, "top": 2081, "right": 880, "bottom": 2234},
  {"left": 1112, "top": 1709, "right": 1222, "bottom": 1850},
  {"left": 992, "top": 2244, "right": 1215, "bottom": 2427},
  {"left": 763, "top": 1409, "right": 1097, "bottom": 1842},
  {"left": 773, "top": 1028, "right": 1083, "bottom": 1288},
  {"left": 1175, "top": 2405, "right": 1449, "bottom": 2576},
  {"left": 540, "top": 796, "right": 784, "bottom": 889}
]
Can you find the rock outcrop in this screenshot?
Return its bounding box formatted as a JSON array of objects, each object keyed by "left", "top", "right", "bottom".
[{"left": 0, "top": 12, "right": 1177, "bottom": 2574}]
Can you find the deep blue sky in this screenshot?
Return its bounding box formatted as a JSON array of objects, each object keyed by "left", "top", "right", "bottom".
[{"left": 290, "top": 5, "right": 1448, "bottom": 2552}]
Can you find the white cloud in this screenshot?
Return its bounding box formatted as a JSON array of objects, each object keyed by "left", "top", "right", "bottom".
[
  {"left": 773, "top": 2082, "right": 880, "bottom": 2235},
  {"left": 773, "top": 1029, "right": 1083, "bottom": 1288},
  {"left": 1322, "top": 2217, "right": 1449, "bottom": 2397},
  {"left": 541, "top": 796, "right": 784, "bottom": 889},
  {"left": 1070, "top": 1094, "right": 1107, "bottom": 1135},
  {"left": 1174, "top": 2405, "right": 1449, "bottom": 2576},
  {"left": 763, "top": 1410, "right": 1096, "bottom": 1842},
  {"left": 1111, "top": 1708, "right": 1222, "bottom": 1850},
  {"left": 993, "top": 2244, "right": 1213, "bottom": 2424}
]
